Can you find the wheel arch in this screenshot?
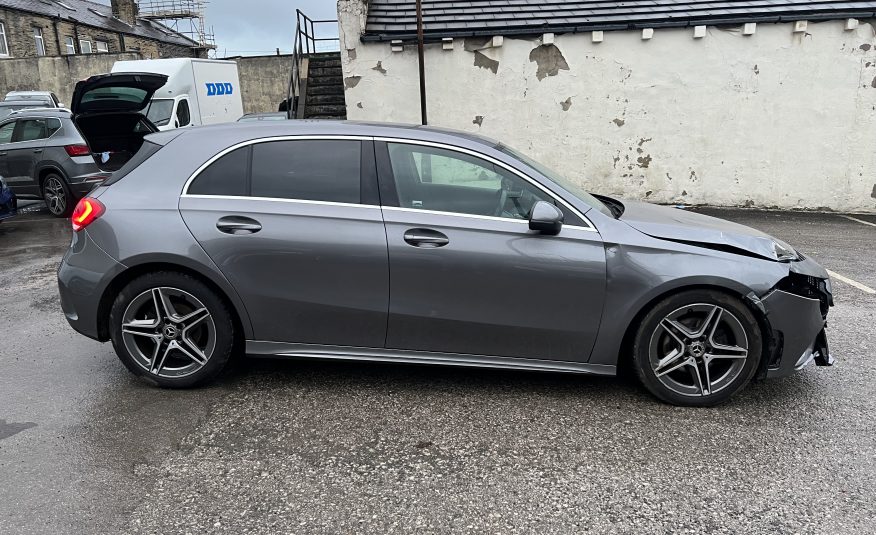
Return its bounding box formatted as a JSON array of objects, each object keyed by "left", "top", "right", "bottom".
[
  {"left": 36, "top": 163, "right": 68, "bottom": 187},
  {"left": 95, "top": 260, "right": 253, "bottom": 345},
  {"left": 614, "top": 280, "right": 772, "bottom": 376}
]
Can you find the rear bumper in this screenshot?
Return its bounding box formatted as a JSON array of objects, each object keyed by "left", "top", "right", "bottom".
[
  {"left": 759, "top": 289, "right": 833, "bottom": 378},
  {"left": 57, "top": 229, "right": 124, "bottom": 341}
]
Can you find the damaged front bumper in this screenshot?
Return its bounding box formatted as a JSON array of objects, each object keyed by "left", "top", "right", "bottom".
[{"left": 751, "top": 262, "right": 835, "bottom": 378}]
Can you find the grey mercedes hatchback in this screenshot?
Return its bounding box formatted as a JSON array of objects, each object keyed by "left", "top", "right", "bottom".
[{"left": 58, "top": 121, "right": 834, "bottom": 406}]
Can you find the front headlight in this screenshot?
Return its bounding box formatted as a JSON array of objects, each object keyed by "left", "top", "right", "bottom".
[{"left": 772, "top": 238, "right": 799, "bottom": 261}]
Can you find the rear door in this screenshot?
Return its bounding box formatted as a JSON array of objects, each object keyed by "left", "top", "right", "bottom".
[
  {"left": 5, "top": 118, "right": 50, "bottom": 195},
  {"left": 179, "top": 136, "right": 389, "bottom": 347},
  {"left": 0, "top": 120, "right": 16, "bottom": 183}
]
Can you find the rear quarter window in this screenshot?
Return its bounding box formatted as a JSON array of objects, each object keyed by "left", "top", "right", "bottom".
[{"left": 187, "top": 146, "right": 249, "bottom": 196}]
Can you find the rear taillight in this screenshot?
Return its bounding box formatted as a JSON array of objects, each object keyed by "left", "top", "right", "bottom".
[
  {"left": 64, "top": 144, "right": 91, "bottom": 157},
  {"left": 71, "top": 197, "right": 105, "bottom": 232}
]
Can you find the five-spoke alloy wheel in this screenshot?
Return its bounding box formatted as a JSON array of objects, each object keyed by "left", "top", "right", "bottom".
[
  {"left": 109, "top": 272, "right": 235, "bottom": 388},
  {"left": 42, "top": 174, "right": 72, "bottom": 217},
  {"left": 633, "top": 290, "right": 762, "bottom": 406}
]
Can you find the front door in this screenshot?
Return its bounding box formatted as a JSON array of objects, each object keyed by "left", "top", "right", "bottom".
[
  {"left": 377, "top": 141, "right": 607, "bottom": 363},
  {"left": 179, "top": 137, "right": 388, "bottom": 347},
  {"left": 0, "top": 120, "right": 15, "bottom": 184}
]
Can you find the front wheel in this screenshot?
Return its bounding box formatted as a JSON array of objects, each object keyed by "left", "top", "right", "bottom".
[
  {"left": 633, "top": 290, "right": 762, "bottom": 407},
  {"left": 108, "top": 271, "right": 236, "bottom": 388}
]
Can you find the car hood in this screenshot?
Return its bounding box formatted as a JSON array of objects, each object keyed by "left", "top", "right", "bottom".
[
  {"left": 71, "top": 72, "right": 168, "bottom": 115},
  {"left": 617, "top": 200, "right": 788, "bottom": 261}
]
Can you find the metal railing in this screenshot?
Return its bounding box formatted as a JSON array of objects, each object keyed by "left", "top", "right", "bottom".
[{"left": 286, "top": 10, "right": 340, "bottom": 119}]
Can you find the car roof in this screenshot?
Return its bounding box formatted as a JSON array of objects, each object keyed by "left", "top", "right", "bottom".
[
  {"left": 151, "top": 120, "right": 502, "bottom": 151},
  {"left": 0, "top": 100, "right": 49, "bottom": 106},
  {"left": 7, "top": 107, "right": 71, "bottom": 117}
]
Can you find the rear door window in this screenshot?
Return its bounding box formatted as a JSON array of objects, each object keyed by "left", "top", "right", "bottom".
[
  {"left": 250, "top": 140, "right": 360, "bottom": 203},
  {"left": 13, "top": 119, "right": 48, "bottom": 142}
]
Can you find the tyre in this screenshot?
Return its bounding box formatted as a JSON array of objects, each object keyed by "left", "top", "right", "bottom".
[
  {"left": 42, "top": 173, "right": 74, "bottom": 218},
  {"left": 108, "top": 271, "right": 236, "bottom": 388},
  {"left": 632, "top": 289, "right": 762, "bottom": 407}
]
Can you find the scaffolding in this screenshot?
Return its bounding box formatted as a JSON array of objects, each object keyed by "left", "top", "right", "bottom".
[{"left": 138, "top": 0, "right": 216, "bottom": 54}]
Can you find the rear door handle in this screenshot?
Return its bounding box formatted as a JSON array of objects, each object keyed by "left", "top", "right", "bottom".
[
  {"left": 216, "top": 216, "right": 262, "bottom": 235},
  {"left": 33, "top": 149, "right": 43, "bottom": 154},
  {"left": 403, "top": 228, "right": 449, "bottom": 248}
]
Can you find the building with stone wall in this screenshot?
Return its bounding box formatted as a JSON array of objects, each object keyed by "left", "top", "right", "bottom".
[
  {"left": 337, "top": 0, "right": 876, "bottom": 212},
  {"left": 0, "top": 0, "right": 203, "bottom": 61}
]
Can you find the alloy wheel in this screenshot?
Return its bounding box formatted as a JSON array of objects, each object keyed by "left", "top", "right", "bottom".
[
  {"left": 43, "top": 176, "right": 67, "bottom": 216},
  {"left": 120, "top": 287, "right": 216, "bottom": 378},
  {"left": 648, "top": 303, "right": 749, "bottom": 397}
]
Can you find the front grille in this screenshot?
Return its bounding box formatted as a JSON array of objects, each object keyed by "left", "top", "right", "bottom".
[{"left": 775, "top": 272, "right": 833, "bottom": 318}]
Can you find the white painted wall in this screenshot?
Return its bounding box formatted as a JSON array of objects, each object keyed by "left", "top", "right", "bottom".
[{"left": 337, "top": 0, "right": 876, "bottom": 212}]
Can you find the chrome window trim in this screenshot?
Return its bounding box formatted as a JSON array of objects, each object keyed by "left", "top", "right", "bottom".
[
  {"left": 381, "top": 205, "right": 595, "bottom": 232},
  {"left": 181, "top": 135, "right": 373, "bottom": 195},
  {"left": 182, "top": 193, "right": 381, "bottom": 211},
  {"left": 374, "top": 136, "right": 597, "bottom": 231},
  {"left": 180, "top": 134, "right": 597, "bottom": 232}
]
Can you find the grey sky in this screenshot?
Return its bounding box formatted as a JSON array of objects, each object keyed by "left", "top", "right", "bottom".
[{"left": 208, "top": 1, "right": 338, "bottom": 57}]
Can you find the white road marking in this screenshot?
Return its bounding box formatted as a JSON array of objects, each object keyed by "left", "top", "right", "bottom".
[
  {"left": 840, "top": 215, "right": 876, "bottom": 228},
  {"left": 826, "top": 269, "right": 876, "bottom": 295}
]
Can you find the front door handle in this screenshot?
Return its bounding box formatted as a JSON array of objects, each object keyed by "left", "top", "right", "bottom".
[
  {"left": 403, "top": 228, "right": 449, "bottom": 248},
  {"left": 216, "top": 216, "right": 262, "bottom": 235},
  {"left": 33, "top": 149, "right": 43, "bottom": 154},
  {"left": 0, "top": 152, "right": 6, "bottom": 157}
]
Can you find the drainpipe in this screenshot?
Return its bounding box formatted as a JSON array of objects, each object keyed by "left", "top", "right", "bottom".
[
  {"left": 72, "top": 19, "right": 81, "bottom": 53},
  {"left": 416, "top": 0, "right": 427, "bottom": 125},
  {"left": 52, "top": 18, "right": 62, "bottom": 55}
]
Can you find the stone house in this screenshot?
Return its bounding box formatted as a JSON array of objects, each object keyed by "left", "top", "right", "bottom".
[
  {"left": 0, "top": 0, "right": 203, "bottom": 60},
  {"left": 337, "top": 0, "right": 876, "bottom": 212}
]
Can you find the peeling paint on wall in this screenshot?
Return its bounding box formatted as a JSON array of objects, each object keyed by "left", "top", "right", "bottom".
[
  {"left": 560, "top": 97, "right": 572, "bottom": 111},
  {"left": 472, "top": 115, "right": 484, "bottom": 126},
  {"left": 372, "top": 61, "right": 387, "bottom": 74},
  {"left": 473, "top": 51, "right": 499, "bottom": 74},
  {"left": 357, "top": 102, "right": 363, "bottom": 109},
  {"left": 528, "top": 44, "right": 570, "bottom": 80},
  {"left": 872, "top": 184, "right": 876, "bottom": 199},
  {"left": 464, "top": 36, "right": 491, "bottom": 52},
  {"left": 637, "top": 155, "right": 652, "bottom": 168},
  {"left": 612, "top": 118, "right": 625, "bottom": 127},
  {"left": 347, "top": 48, "right": 357, "bottom": 60},
  {"left": 861, "top": 44, "right": 872, "bottom": 51},
  {"left": 344, "top": 76, "right": 362, "bottom": 89}
]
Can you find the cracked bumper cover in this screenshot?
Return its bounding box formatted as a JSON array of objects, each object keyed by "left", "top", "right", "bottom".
[{"left": 758, "top": 289, "right": 833, "bottom": 378}]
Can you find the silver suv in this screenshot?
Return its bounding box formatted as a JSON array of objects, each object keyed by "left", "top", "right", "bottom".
[{"left": 0, "top": 73, "right": 166, "bottom": 216}]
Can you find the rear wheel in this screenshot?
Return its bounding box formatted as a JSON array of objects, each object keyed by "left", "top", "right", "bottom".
[
  {"left": 633, "top": 289, "right": 762, "bottom": 407},
  {"left": 109, "top": 271, "right": 235, "bottom": 388},
  {"left": 42, "top": 173, "right": 73, "bottom": 218}
]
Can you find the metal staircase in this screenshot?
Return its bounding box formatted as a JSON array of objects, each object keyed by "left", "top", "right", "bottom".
[{"left": 286, "top": 11, "right": 346, "bottom": 120}]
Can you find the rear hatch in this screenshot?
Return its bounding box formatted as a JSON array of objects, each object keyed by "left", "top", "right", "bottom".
[{"left": 71, "top": 73, "right": 168, "bottom": 171}]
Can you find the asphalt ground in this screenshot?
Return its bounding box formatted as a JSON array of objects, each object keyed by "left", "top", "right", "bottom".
[{"left": 1, "top": 201, "right": 874, "bottom": 534}]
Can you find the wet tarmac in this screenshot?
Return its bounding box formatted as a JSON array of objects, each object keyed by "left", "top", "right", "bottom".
[{"left": 1, "top": 201, "right": 874, "bottom": 534}]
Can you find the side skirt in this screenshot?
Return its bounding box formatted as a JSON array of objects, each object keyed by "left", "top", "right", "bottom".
[{"left": 245, "top": 341, "right": 616, "bottom": 376}]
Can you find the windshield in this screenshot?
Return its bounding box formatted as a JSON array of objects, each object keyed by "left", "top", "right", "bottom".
[
  {"left": 496, "top": 143, "right": 614, "bottom": 217},
  {"left": 144, "top": 99, "right": 174, "bottom": 126},
  {"left": 0, "top": 103, "right": 49, "bottom": 119}
]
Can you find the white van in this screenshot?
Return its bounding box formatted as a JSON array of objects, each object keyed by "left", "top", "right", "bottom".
[{"left": 111, "top": 58, "right": 244, "bottom": 131}]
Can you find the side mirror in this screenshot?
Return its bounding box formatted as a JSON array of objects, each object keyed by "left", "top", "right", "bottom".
[{"left": 529, "top": 200, "right": 564, "bottom": 235}]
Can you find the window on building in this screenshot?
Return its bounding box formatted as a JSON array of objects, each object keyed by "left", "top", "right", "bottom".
[
  {"left": 95, "top": 40, "right": 109, "bottom": 53},
  {"left": 79, "top": 40, "right": 93, "bottom": 54},
  {"left": 64, "top": 36, "right": 75, "bottom": 55},
  {"left": 34, "top": 28, "right": 46, "bottom": 56},
  {"left": 0, "top": 23, "right": 9, "bottom": 57}
]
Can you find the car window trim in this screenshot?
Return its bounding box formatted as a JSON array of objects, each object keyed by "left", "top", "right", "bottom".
[
  {"left": 180, "top": 135, "right": 374, "bottom": 201},
  {"left": 180, "top": 134, "right": 596, "bottom": 232},
  {"left": 183, "top": 193, "right": 382, "bottom": 211},
  {"left": 373, "top": 137, "right": 596, "bottom": 231}
]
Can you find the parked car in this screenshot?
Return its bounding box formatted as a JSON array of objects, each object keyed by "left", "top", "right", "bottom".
[
  {"left": 237, "top": 112, "right": 288, "bottom": 122},
  {"left": 0, "top": 100, "right": 52, "bottom": 120},
  {"left": 0, "top": 73, "right": 165, "bottom": 217},
  {"left": 57, "top": 121, "right": 834, "bottom": 406},
  {"left": 0, "top": 175, "right": 17, "bottom": 222},
  {"left": 112, "top": 58, "right": 244, "bottom": 131},
  {"left": 4, "top": 91, "right": 63, "bottom": 108}
]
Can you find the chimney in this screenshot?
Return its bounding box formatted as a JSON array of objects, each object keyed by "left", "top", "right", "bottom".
[{"left": 111, "top": 0, "right": 139, "bottom": 25}]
